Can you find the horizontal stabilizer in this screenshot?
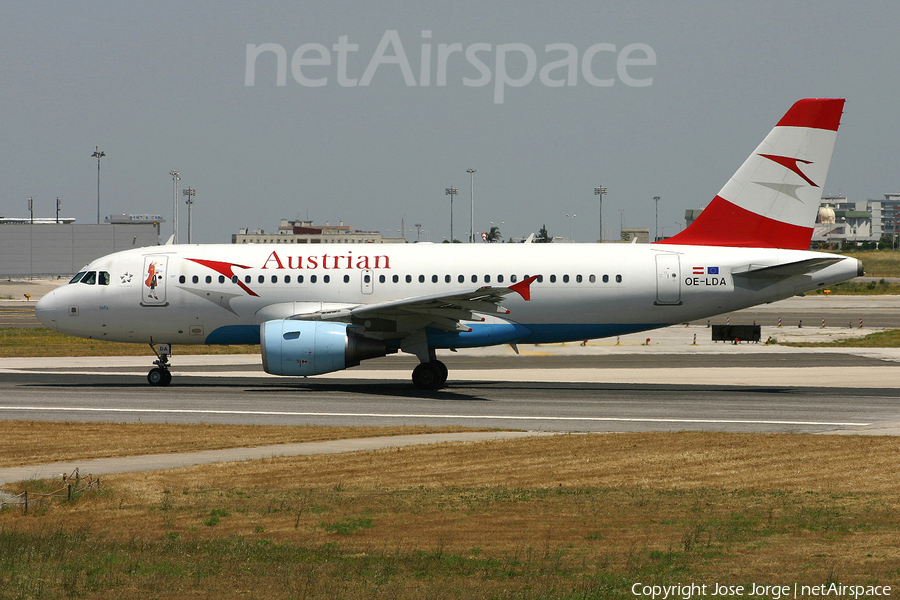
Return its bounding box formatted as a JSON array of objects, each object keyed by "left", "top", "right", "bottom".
[{"left": 732, "top": 257, "right": 845, "bottom": 279}]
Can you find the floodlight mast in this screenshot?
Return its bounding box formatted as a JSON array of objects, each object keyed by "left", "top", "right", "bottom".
[
  {"left": 183, "top": 187, "right": 196, "bottom": 243},
  {"left": 466, "top": 169, "right": 476, "bottom": 243},
  {"left": 92, "top": 147, "right": 105, "bottom": 225},
  {"left": 445, "top": 186, "right": 458, "bottom": 242},
  {"left": 594, "top": 186, "right": 608, "bottom": 241},
  {"left": 169, "top": 170, "right": 181, "bottom": 243}
]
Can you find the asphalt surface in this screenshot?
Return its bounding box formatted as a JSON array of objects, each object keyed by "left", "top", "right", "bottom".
[{"left": 2, "top": 288, "right": 900, "bottom": 484}]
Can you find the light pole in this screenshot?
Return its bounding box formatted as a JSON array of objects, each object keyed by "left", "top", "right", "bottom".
[
  {"left": 467, "top": 168, "right": 476, "bottom": 243},
  {"left": 566, "top": 214, "right": 576, "bottom": 242},
  {"left": 169, "top": 170, "right": 181, "bottom": 243},
  {"left": 594, "top": 186, "right": 607, "bottom": 242},
  {"left": 414, "top": 223, "right": 422, "bottom": 242},
  {"left": 92, "top": 147, "right": 105, "bottom": 224},
  {"left": 653, "top": 196, "right": 660, "bottom": 242},
  {"left": 183, "top": 188, "right": 196, "bottom": 244},
  {"left": 56, "top": 197, "right": 60, "bottom": 224},
  {"left": 27, "top": 197, "right": 33, "bottom": 224},
  {"left": 445, "top": 186, "right": 458, "bottom": 242}
]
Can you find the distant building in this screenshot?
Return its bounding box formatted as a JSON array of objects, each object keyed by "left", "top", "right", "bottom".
[
  {"left": 619, "top": 228, "right": 650, "bottom": 244},
  {"left": 232, "top": 219, "right": 406, "bottom": 244},
  {"left": 0, "top": 219, "right": 161, "bottom": 277},
  {"left": 809, "top": 194, "right": 900, "bottom": 247}
]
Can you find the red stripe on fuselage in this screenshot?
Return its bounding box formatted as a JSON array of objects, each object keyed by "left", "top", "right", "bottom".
[{"left": 654, "top": 196, "right": 812, "bottom": 249}]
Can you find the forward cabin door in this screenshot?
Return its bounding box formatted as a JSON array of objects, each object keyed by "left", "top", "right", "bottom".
[
  {"left": 141, "top": 255, "right": 168, "bottom": 306},
  {"left": 655, "top": 254, "right": 681, "bottom": 305}
]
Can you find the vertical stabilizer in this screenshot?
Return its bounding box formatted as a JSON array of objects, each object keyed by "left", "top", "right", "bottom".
[{"left": 657, "top": 98, "right": 844, "bottom": 249}]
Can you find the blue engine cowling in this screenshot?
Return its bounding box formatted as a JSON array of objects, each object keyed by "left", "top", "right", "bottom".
[{"left": 260, "top": 320, "right": 389, "bottom": 376}]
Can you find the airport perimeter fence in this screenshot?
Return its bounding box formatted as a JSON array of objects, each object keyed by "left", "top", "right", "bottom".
[{"left": 0, "top": 468, "right": 101, "bottom": 513}]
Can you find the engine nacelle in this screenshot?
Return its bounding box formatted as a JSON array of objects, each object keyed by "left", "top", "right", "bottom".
[{"left": 260, "top": 320, "right": 389, "bottom": 376}]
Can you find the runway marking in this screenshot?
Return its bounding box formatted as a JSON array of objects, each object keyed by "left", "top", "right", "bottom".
[{"left": 0, "top": 406, "right": 871, "bottom": 427}]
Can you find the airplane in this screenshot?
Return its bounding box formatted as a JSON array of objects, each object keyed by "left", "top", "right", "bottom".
[{"left": 35, "top": 98, "right": 862, "bottom": 390}]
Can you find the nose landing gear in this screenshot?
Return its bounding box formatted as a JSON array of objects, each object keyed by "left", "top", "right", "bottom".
[{"left": 148, "top": 342, "right": 173, "bottom": 386}]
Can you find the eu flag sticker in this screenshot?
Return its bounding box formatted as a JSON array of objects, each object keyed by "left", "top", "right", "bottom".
[{"left": 707, "top": 267, "right": 719, "bottom": 274}]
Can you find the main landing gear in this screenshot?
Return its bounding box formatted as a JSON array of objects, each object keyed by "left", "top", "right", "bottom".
[
  {"left": 148, "top": 342, "right": 173, "bottom": 386},
  {"left": 412, "top": 359, "right": 448, "bottom": 390}
]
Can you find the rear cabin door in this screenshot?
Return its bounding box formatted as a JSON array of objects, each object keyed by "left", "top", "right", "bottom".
[{"left": 655, "top": 254, "right": 681, "bottom": 305}]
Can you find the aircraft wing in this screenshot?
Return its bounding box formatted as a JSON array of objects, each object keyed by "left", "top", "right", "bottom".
[
  {"left": 291, "top": 275, "right": 538, "bottom": 333},
  {"left": 732, "top": 257, "right": 845, "bottom": 280}
]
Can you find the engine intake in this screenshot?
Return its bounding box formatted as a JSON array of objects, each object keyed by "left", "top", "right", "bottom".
[{"left": 260, "top": 320, "right": 389, "bottom": 376}]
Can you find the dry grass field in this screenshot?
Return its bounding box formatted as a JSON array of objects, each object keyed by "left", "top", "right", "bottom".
[{"left": 2, "top": 425, "right": 900, "bottom": 598}]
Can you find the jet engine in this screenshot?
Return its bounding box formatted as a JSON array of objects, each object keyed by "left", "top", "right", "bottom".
[{"left": 261, "top": 320, "right": 390, "bottom": 376}]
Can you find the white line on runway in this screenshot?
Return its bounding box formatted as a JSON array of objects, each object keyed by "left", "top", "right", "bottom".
[{"left": 0, "top": 406, "right": 871, "bottom": 427}]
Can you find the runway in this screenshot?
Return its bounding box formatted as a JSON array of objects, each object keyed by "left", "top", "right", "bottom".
[
  {"left": 2, "top": 342, "right": 900, "bottom": 435},
  {"left": 1, "top": 294, "right": 899, "bottom": 436}
]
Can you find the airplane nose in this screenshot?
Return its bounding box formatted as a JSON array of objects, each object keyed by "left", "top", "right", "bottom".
[{"left": 35, "top": 293, "right": 58, "bottom": 331}]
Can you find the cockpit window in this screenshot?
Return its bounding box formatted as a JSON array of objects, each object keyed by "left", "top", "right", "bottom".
[
  {"left": 80, "top": 271, "right": 97, "bottom": 285},
  {"left": 69, "top": 272, "right": 86, "bottom": 284},
  {"left": 99, "top": 271, "right": 111, "bottom": 285}
]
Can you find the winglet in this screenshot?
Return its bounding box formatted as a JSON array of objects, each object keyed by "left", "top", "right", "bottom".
[{"left": 508, "top": 275, "right": 539, "bottom": 301}]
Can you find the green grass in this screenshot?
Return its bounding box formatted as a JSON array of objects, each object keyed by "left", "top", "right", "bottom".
[
  {"left": 775, "top": 328, "right": 900, "bottom": 347},
  {"left": 806, "top": 278, "right": 900, "bottom": 295},
  {"left": 0, "top": 327, "right": 259, "bottom": 357},
  {"left": 1, "top": 486, "right": 897, "bottom": 599},
  {"left": 833, "top": 249, "right": 900, "bottom": 278}
]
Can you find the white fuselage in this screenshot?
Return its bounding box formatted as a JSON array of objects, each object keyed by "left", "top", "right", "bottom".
[{"left": 36, "top": 242, "right": 860, "bottom": 349}]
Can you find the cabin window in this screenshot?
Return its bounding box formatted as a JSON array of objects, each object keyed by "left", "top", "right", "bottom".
[
  {"left": 297, "top": 275, "right": 304, "bottom": 283},
  {"left": 323, "top": 275, "right": 330, "bottom": 283},
  {"left": 602, "top": 274, "right": 609, "bottom": 283},
  {"left": 471, "top": 275, "right": 478, "bottom": 283},
  {"left": 537, "top": 275, "right": 544, "bottom": 283},
  {"left": 379, "top": 275, "right": 385, "bottom": 283},
  {"left": 616, "top": 274, "right": 623, "bottom": 283},
  {"left": 343, "top": 275, "right": 350, "bottom": 283},
  {"left": 245, "top": 276, "right": 251, "bottom": 284},
  {"left": 432, "top": 275, "right": 438, "bottom": 283},
  {"left": 576, "top": 275, "right": 583, "bottom": 283},
  {"left": 178, "top": 275, "right": 185, "bottom": 284},
  {"left": 458, "top": 275, "right": 465, "bottom": 283},
  {"left": 510, "top": 274, "right": 518, "bottom": 283},
  {"left": 393, "top": 275, "right": 399, "bottom": 283},
  {"left": 206, "top": 276, "right": 213, "bottom": 284},
  {"left": 419, "top": 275, "right": 425, "bottom": 283},
  {"left": 232, "top": 275, "right": 238, "bottom": 283},
  {"left": 563, "top": 275, "right": 569, "bottom": 283},
  {"left": 497, "top": 274, "right": 504, "bottom": 283},
  {"left": 258, "top": 275, "right": 265, "bottom": 284},
  {"left": 589, "top": 275, "right": 596, "bottom": 283},
  {"left": 364, "top": 274, "right": 371, "bottom": 283},
  {"left": 99, "top": 272, "right": 111, "bottom": 285},
  {"left": 284, "top": 275, "right": 291, "bottom": 283},
  {"left": 484, "top": 275, "right": 491, "bottom": 283},
  {"left": 310, "top": 275, "right": 317, "bottom": 283},
  {"left": 406, "top": 275, "right": 412, "bottom": 283},
  {"left": 192, "top": 275, "right": 199, "bottom": 284},
  {"left": 271, "top": 275, "right": 278, "bottom": 283},
  {"left": 550, "top": 275, "right": 557, "bottom": 283},
  {"left": 218, "top": 275, "right": 225, "bottom": 284}
]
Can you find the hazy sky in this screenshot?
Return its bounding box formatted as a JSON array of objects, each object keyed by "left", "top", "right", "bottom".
[{"left": 3, "top": 1, "right": 899, "bottom": 245}]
